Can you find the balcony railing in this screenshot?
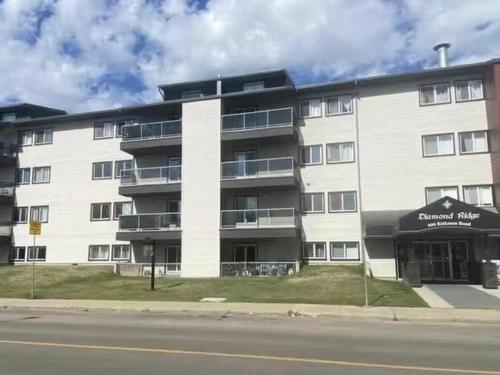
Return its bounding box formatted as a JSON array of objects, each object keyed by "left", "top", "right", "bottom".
[
  {"left": 122, "top": 120, "right": 182, "bottom": 141},
  {"left": 221, "top": 157, "right": 295, "bottom": 180},
  {"left": 221, "top": 208, "right": 296, "bottom": 228},
  {"left": 221, "top": 107, "right": 293, "bottom": 132},
  {"left": 119, "top": 213, "right": 181, "bottom": 231},
  {"left": 120, "top": 166, "right": 181, "bottom": 186},
  {"left": 220, "top": 261, "right": 299, "bottom": 277},
  {"left": 0, "top": 142, "right": 17, "bottom": 158},
  {"left": 116, "top": 263, "right": 181, "bottom": 277},
  {"left": 0, "top": 183, "right": 15, "bottom": 197}
]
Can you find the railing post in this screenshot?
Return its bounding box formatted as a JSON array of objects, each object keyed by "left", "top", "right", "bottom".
[{"left": 267, "top": 110, "right": 270, "bottom": 128}]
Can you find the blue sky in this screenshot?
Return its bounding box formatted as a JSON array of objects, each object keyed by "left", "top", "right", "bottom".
[{"left": 0, "top": 0, "right": 499, "bottom": 112}]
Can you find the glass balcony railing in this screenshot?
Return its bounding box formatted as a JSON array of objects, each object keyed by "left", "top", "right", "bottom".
[
  {"left": 221, "top": 157, "right": 295, "bottom": 180},
  {"left": 120, "top": 166, "right": 181, "bottom": 186},
  {"left": 221, "top": 107, "right": 293, "bottom": 132},
  {"left": 0, "top": 142, "right": 18, "bottom": 158},
  {"left": 119, "top": 213, "right": 181, "bottom": 231},
  {"left": 221, "top": 208, "right": 296, "bottom": 228},
  {"left": 122, "top": 120, "right": 181, "bottom": 141}
]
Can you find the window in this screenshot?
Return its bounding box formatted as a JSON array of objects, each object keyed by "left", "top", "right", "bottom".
[
  {"left": 425, "top": 186, "right": 458, "bottom": 204},
  {"left": 330, "top": 242, "right": 360, "bottom": 260},
  {"left": 182, "top": 90, "right": 203, "bottom": 99},
  {"left": 329, "top": 191, "right": 357, "bottom": 212},
  {"left": 93, "top": 161, "right": 113, "bottom": 179},
  {"left": 459, "top": 131, "right": 488, "bottom": 154},
  {"left": 30, "top": 206, "right": 49, "bottom": 223},
  {"left": 300, "top": 145, "right": 322, "bottom": 165},
  {"left": 94, "top": 122, "right": 114, "bottom": 139},
  {"left": 326, "top": 95, "right": 353, "bottom": 115},
  {"left": 243, "top": 81, "right": 265, "bottom": 91},
  {"left": 299, "top": 98, "right": 321, "bottom": 118},
  {"left": 10, "top": 247, "right": 26, "bottom": 262},
  {"left": 113, "top": 201, "right": 132, "bottom": 220},
  {"left": 32, "top": 166, "right": 51, "bottom": 184},
  {"left": 463, "top": 185, "right": 493, "bottom": 207},
  {"left": 91, "top": 203, "right": 111, "bottom": 221},
  {"left": 34, "top": 128, "right": 53, "bottom": 145},
  {"left": 422, "top": 133, "right": 454, "bottom": 156},
  {"left": 301, "top": 193, "right": 324, "bottom": 213},
  {"left": 14, "top": 207, "right": 28, "bottom": 223},
  {"left": 419, "top": 83, "right": 450, "bottom": 105},
  {"left": 303, "top": 243, "right": 326, "bottom": 260},
  {"left": 326, "top": 142, "right": 355, "bottom": 163},
  {"left": 115, "top": 160, "right": 133, "bottom": 178},
  {"left": 455, "top": 80, "right": 483, "bottom": 102},
  {"left": 112, "top": 245, "right": 130, "bottom": 261},
  {"left": 15, "top": 168, "right": 31, "bottom": 185},
  {"left": 27, "top": 246, "right": 46, "bottom": 261},
  {"left": 88, "top": 245, "right": 110, "bottom": 261},
  {"left": 116, "top": 119, "right": 135, "bottom": 137},
  {"left": 1, "top": 113, "right": 16, "bottom": 122},
  {"left": 18, "top": 130, "right": 33, "bottom": 146}
]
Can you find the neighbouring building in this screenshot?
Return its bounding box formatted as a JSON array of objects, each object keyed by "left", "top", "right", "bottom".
[{"left": 2, "top": 45, "right": 500, "bottom": 284}]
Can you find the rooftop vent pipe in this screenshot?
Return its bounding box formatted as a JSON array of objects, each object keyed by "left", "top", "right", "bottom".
[{"left": 433, "top": 43, "right": 451, "bottom": 68}]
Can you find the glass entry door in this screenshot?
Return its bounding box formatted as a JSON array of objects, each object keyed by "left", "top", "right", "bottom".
[
  {"left": 414, "top": 241, "right": 469, "bottom": 282},
  {"left": 234, "top": 196, "right": 258, "bottom": 226},
  {"left": 166, "top": 245, "right": 181, "bottom": 271},
  {"left": 234, "top": 151, "right": 257, "bottom": 177},
  {"left": 234, "top": 244, "right": 257, "bottom": 263}
]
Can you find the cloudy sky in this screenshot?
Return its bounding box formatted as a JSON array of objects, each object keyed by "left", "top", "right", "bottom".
[{"left": 0, "top": 0, "right": 499, "bottom": 113}]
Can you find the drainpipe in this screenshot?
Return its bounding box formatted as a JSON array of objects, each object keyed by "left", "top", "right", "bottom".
[{"left": 354, "top": 80, "right": 369, "bottom": 307}]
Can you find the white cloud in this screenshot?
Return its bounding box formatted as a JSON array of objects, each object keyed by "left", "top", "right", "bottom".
[{"left": 0, "top": 0, "right": 498, "bottom": 113}]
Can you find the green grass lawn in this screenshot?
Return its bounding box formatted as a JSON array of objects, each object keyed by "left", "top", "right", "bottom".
[{"left": 0, "top": 264, "right": 427, "bottom": 307}]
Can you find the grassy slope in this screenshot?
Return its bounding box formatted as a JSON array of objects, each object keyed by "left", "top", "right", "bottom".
[{"left": 0, "top": 264, "right": 427, "bottom": 307}]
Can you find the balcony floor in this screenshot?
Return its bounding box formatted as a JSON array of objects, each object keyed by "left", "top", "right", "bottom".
[
  {"left": 116, "top": 230, "right": 181, "bottom": 241},
  {"left": 220, "top": 227, "right": 299, "bottom": 239},
  {"left": 119, "top": 183, "right": 181, "bottom": 197}
]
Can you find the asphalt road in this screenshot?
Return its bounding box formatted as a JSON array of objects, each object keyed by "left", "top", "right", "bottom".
[{"left": 0, "top": 309, "right": 499, "bottom": 375}]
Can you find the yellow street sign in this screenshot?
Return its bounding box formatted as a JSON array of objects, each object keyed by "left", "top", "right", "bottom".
[{"left": 29, "top": 221, "right": 41, "bottom": 235}]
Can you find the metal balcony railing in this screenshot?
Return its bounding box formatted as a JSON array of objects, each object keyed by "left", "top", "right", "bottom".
[
  {"left": 119, "top": 213, "right": 181, "bottom": 231},
  {"left": 0, "top": 142, "right": 18, "bottom": 158},
  {"left": 122, "top": 120, "right": 182, "bottom": 141},
  {"left": 120, "top": 166, "right": 181, "bottom": 186},
  {"left": 221, "top": 208, "right": 296, "bottom": 228},
  {"left": 221, "top": 107, "right": 293, "bottom": 132},
  {"left": 116, "top": 263, "right": 181, "bottom": 277},
  {"left": 220, "top": 261, "right": 299, "bottom": 277},
  {"left": 221, "top": 157, "right": 295, "bottom": 180}
]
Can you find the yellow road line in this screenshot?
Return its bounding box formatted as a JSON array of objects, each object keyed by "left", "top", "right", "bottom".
[{"left": 0, "top": 339, "right": 499, "bottom": 374}]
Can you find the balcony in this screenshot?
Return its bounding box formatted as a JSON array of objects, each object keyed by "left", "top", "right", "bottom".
[
  {"left": 220, "top": 261, "right": 299, "bottom": 277},
  {"left": 220, "top": 208, "right": 299, "bottom": 238},
  {"left": 119, "top": 166, "right": 181, "bottom": 197},
  {"left": 221, "top": 108, "right": 296, "bottom": 141},
  {"left": 221, "top": 157, "right": 298, "bottom": 189},
  {"left": 120, "top": 120, "right": 182, "bottom": 155},
  {"left": 116, "top": 213, "right": 181, "bottom": 241},
  {"left": 116, "top": 263, "right": 181, "bottom": 277},
  {"left": 0, "top": 183, "right": 15, "bottom": 204},
  {"left": 0, "top": 222, "right": 12, "bottom": 237},
  {"left": 0, "top": 142, "right": 18, "bottom": 166}
]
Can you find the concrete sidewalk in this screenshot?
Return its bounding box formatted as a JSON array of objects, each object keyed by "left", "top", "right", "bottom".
[{"left": 1, "top": 298, "right": 500, "bottom": 324}]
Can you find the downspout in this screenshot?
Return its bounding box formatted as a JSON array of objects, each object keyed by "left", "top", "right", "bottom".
[{"left": 353, "top": 80, "right": 369, "bottom": 307}]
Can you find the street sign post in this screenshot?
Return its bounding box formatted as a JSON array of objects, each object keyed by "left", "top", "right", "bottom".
[{"left": 29, "top": 221, "right": 41, "bottom": 299}]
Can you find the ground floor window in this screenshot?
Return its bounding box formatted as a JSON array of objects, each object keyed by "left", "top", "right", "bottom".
[
  {"left": 112, "top": 245, "right": 130, "bottom": 261},
  {"left": 88, "top": 245, "right": 110, "bottom": 261},
  {"left": 302, "top": 242, "right": 326, "bottom": 260},
  {"left": 10, "top": 247, "right": 26, "bottom": 261},
  {"left": 330, "top": 242, "right": 360, "bottom": 260},
  {"left": 27, "top": 246, "right": 46, "bottom": 261}
]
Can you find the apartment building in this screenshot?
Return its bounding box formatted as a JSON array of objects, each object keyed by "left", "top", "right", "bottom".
[{"left": 2, "top": 47, "right": 500, "bottom": 284}]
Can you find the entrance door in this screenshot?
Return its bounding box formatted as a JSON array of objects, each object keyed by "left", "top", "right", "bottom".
[
  {"left": 167, "top": 156, "right": 181, "bottom": 182},
  {"left": 234, "top": 151, "right": 257, "bottom": 178},
  {"left": 166, "top": 245, "right": 181, "bottom": 271},
  {"left": 450, "top": 241, "right": 469, "bottom": 281},
  {"left": 234, "top": 196, "right": 258, "bottom": 226},
  {"left": 234, "top": 244, "right": 257, "bottom": 263}
]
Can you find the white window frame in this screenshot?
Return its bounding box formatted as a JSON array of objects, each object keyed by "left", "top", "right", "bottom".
[
  {"left": 299, "top": 98, "right": 322, "bottom": 118},
  {"left": 14, "top": 206, "right": 28, "bottom": 223},
  {"left": 94, "top": 122, "right": 115, "bottom": 139},
  {"left": 32, "top": 166, "right": 51, "bottom": 184},
  {"left": 455, "top": 79, "right": 484, "bottom": 102},
  {"left": 34, "top": 128, "right": 53, "bottom": 145},
  {"left": 1, "top": 113, "right": 16, "bottom": 122},
  {"left": 422, "top": 133, "right": 455, "bottom": 157},
  {"left": 243, "top": 81, "right": 265, "bottom": 92},
  {"left": 463, "top": 185, "right": 493, "bottom": 207},
  {"left": 18, "top": 130, "right": 33, "bottom": 146},
  {"left": 302, "top": 242, "right": 326, "bottom": 260},
  {"left": 27, "top": 246, "right": 46, "bottom": 261},
  {"left": 419, "top": 82, "right": 451, "bottom": 106},
  {"left": 15, "top": 168, "right": 31, "bottom": 185},
  {"left": 112, "top": 245, "right": 130, "bottom": 261},
  {"left": 326, "top": 142, "right": 355, "bottom": 163},
  {"left": 30, "top": 206, "right": 49, "bottom": 223},
  {"left": 115, "top": 160, "right": 133, "bottom": 179},
  {"left": 93, "top": 161, "right": 113, "bottom": 180},
  {"left": 328, "top": 191, "right": 357, "bottom": 212},
  {"left": 10, "top": 246, "right": 26, "bottom": 262},
  {"left": 425, "top": 186, "right": 459, "bottom": 204},
  {"left": 459, "top": 131, "right": 488, "bottom": 154},
  {"left": 91, "top": 202, "right": 111, "bottom": 221},
  {"left": 301, "top": 193, "right": 324, "bottom": 213},
  {"left": 88, "top": 245, "right": 110, "bottom": 261},
  {"left": 330, "top": 242, "right": 360, "bottom": 261},
  {"left": 113, "top": 201, "right": 132, "bottom": 220},
  {"left": 325, "top": 95, "right": 353, "bottom": 116},
  {"left": 300, "top": 145, "right": 323, "bottom": 165}
]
